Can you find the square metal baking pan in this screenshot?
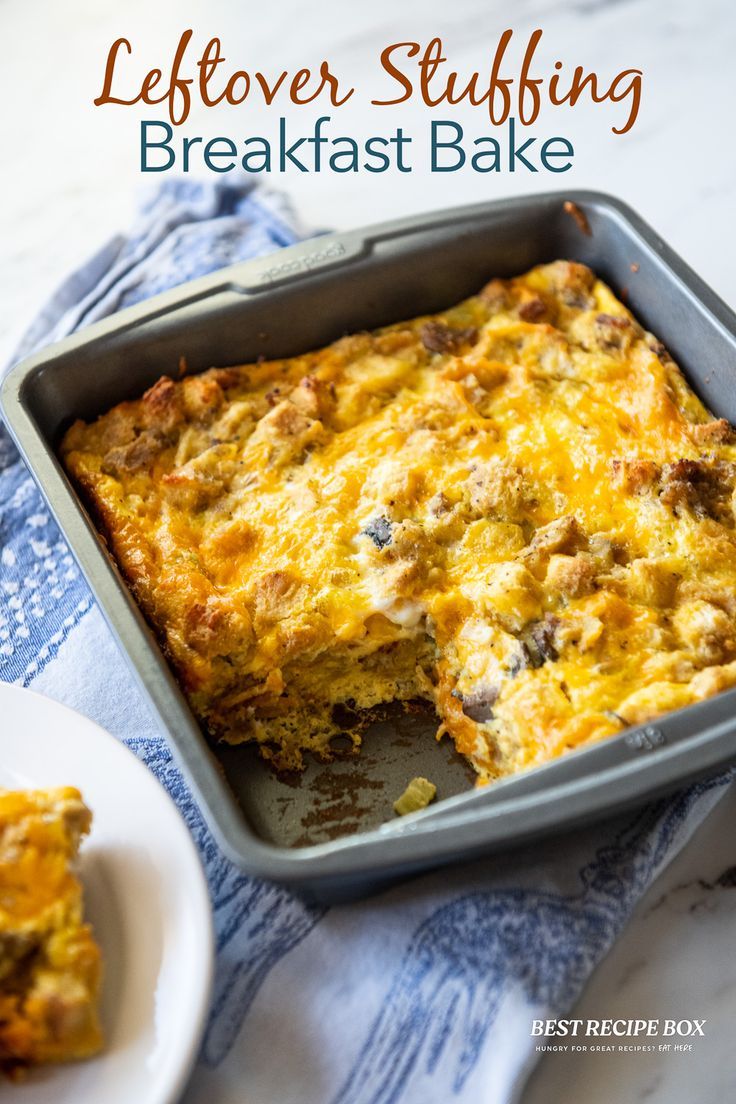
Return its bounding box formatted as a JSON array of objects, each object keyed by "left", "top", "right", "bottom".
[{"left": 4, "top": 189, "right": 736, "bottom": 901}]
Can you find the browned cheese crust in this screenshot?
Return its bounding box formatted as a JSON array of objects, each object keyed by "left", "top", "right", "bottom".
[{"left": 61, "top": 262, "right": 736, "bottom": 781}]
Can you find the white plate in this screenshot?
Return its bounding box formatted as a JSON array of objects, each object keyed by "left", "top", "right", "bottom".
[{"left": 0, "top": 682, "right": 213, "bottom": 1104}]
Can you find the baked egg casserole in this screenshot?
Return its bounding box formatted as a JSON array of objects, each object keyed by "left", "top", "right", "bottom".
[
  {"left": 0, "top": 787, "right": 102, "bottom": 1075},
  {"left": 61, "top": 261, "right": 736, "bottom": 783}
]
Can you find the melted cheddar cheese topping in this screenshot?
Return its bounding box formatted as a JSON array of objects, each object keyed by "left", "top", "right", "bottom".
[
  {"left": 61, "top": 261, "right": 736, "bottom": 781},
  {"left": 0, "top": 788, "right": 103, "bottom": 1074}
]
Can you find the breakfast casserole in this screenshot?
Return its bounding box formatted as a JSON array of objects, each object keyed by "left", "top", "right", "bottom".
[
  {"left": 61, "top": 260, "right": 736, "bottom": 783},
  {"left": 0, "top": 787, "right": 102, "bottom": 1075}
]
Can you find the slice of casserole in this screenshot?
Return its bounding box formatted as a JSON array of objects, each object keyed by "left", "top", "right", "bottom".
[
  {"left": 0, "top": 787, "right": 103, "bottom": 1075},
  {"left": 61, "top": 260, "right": 736, "bottom": 782}
]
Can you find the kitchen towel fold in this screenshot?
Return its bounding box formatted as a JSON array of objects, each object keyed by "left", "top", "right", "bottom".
[{"left": 0, "top": 180, "right": 731, "bottom": 1104}]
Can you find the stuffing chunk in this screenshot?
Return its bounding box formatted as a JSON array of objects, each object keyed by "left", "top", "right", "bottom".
[
  {"left": 476, "top": 562, "right": 543, "bottom": 633},
  {"left": 545, "top": 552, "right": 597, "bottom": 599},
  {"left": 465, "top": 460, "right": 526, "bottom": 520}
]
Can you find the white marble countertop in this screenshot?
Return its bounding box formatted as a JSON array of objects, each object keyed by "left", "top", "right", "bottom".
[{"left": 1, "top": 0, "right": 735, "bottom": 1099}]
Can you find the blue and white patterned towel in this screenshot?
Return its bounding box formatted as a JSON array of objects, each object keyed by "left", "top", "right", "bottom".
[{"left": 1, "top": 181, "right": 732, "bottom": 1104}]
